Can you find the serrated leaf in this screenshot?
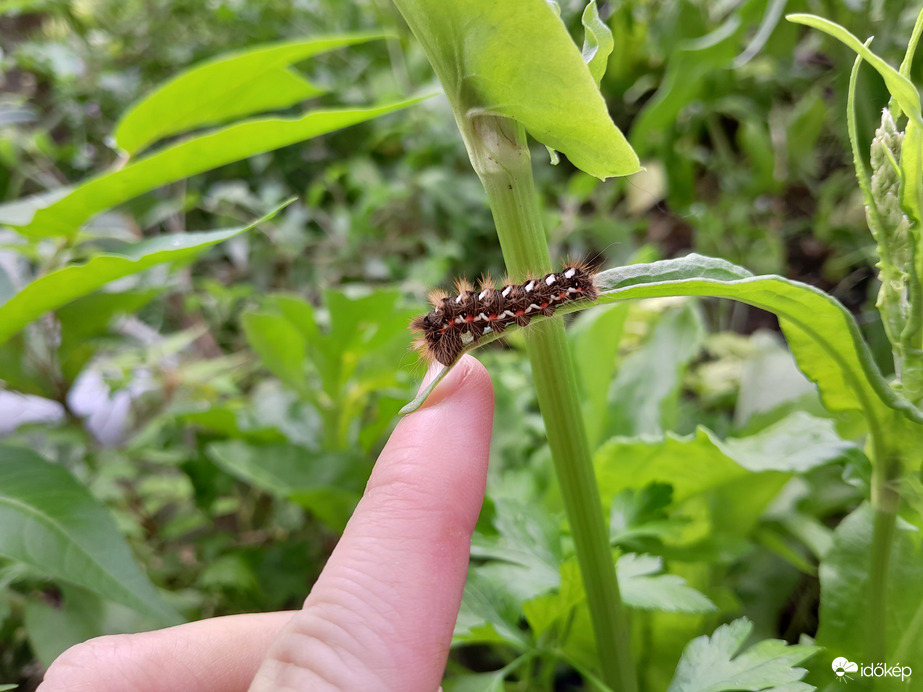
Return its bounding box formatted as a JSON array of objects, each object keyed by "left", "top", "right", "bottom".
[
  {"left": 0, "top": 202, "right": 290, "bottom": 346},
  {"left": 115, "top": 34, "right": 384, "bottom": 155},
  {"left": 392, "top": 0, "right": 639, "bottom": 179},
  {"left": 618, "top": 554, "right": 716, "bottom": 613},
  {"left": 0, "top": 445, "right": 179, "bottom": 624},
  {"left": 1, "top": 98, "right": 425, "bottom": 238},
  {"left": 667, "top": 618, "right": 818, "bottom": 692}
]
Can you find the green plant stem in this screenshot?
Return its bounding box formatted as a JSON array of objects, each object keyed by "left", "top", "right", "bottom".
[
  {"left": 462, "top": 114, "right": 636, "bottom": 692},
  {"left": 868, "top": 442, "right": 900, "bottom": 663}
]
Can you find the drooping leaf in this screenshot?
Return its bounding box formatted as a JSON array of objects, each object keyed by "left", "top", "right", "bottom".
[
  {"left": 666, "top": 618, "right": 817, "bottom": 692},
  {"left": 392, "top": 0, "right": 639, "bottom": 179},
  {"left": 1, "top": 98, "right": 425, "bottom": 238},
  {"left": 786, "top": 14, "right": 922, "bottom": 128},
  {"left": 0, "top": 202, "right": 290, "bottom": 346},
  {"left": 115, "top": 34, "right": 385, "bottom": 155},
  {"left": 581, "top": 0, "right": 614, "bottom": 85},
  {"left": 0, "top": 445, "right": 179, "bottom": 624}
]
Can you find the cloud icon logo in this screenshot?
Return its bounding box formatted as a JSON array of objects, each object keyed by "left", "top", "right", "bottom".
[{"left": 832, "top": 657, "right": 859, "bottom": 682}]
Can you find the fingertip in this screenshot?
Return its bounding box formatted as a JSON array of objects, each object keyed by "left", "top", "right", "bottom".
[{"left": 417, "top": 355, "right": 493, "bottom": 412}]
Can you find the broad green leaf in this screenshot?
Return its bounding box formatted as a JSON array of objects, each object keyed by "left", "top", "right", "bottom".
[
  {"left": 720, "top": 412, "right": 860, "bottom": 473},
  {"left": 115, "top": 34, "right": 384, "bottom": 155},
  {"left": 206, "top": 441, "right": 363, "bottom": 531},
  {"left": 810, "top": 503, "right": 923, "bottom": 682},
  {"left": 0, "top": 202, "right": 289, "bottom": 346},
  {"left": 24, "top": 584, "right": 106, "bottom": 666},
  {"left": 786, "top": 14, "right": 923, "bottom": 129},
  {"left": 0, "top": 445, "right": 179, "bottom": 624},
  {"left": 667, "top": 618, "right": 818, "bottom": 692},
  {"left": 56, "top": 288, "right": 163, "bottom": 380},
  {"left": 581, "top": 0, "right": 614, "bottom": 85},
  {"left": 2, "top": 98, "right": 425, "bottom": 238},
  {"left": 568, "top": 302, "right": 630, "bottom": 448},
  {"left": 392, "top": 0, "right": 639, "bottom": 179},
  {"left": 617, "top": 553, "right": 716, "bottom": 613},
  {"left": 241, "top": 311, "right": 307, "bottom": 389},
  {"left": 604, "top": 302, "right": 704, "bottom": 438},
  {"left": 595, "top": 429, "right": 749, "bottom": 508}
]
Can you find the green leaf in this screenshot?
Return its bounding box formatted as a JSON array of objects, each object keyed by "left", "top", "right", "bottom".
[
  {"left": 0, "top": 202, "right": 289, "bottom": 346},
  {"left": 720, "top": 411, "right": 861, "bottom": 473},
  {"left": 568, "top": 302, "right": 630, "bottom": 448},
  {"left": 455, "top": 569, "right": 531, "bottom": 648},
  {"left": 2, "top": 98, "right": 425, "bottom": 238},
  {"left": 786, "top": 14, "right": 923, "bottom": 129},
  {"left": 115, "top": 34, "right": 385, "bottom": 155},
  {"left": 604, "top": 302, "right": 704, "bottom": 438},
  {"left": 666, "top": 618, "right": 818, "bottom": 692},
  {"left": 581, "top": 0, "right": 614, "bottom": 85},
  {"left": 812, "top": 503, "right": 923, "bottom": 679},
  {"left": 617, "top": 554, "right": 716, "bottom": 613},
  {"left": 590, "top": 255, "right": 923, "bottom": 430},
  {"left": 392, "top": 0, "right": 639, "bottom": 179},
  {"left": 595, "top": 429, "right": 748, "bottom": 508},
  {"left": 241, "top": 311, "right": 307, "bottom": 389},
  {"left": 0, "top": 445, "right": 179, "bottom": 624},
  {"left": 56, "top": 288, "right": 163, "bottom": 381},
  {"left": 24, "top": 584, "right": 105, "bottom": 666},
  {"left": 442, "top": 671, "right": 507, "bottom": 692},
  {"left": 206, "top": 441, "right": 363, "bottom": 531},
  {"left": 630, "top": 17, "right": 741, "bottom": 153}
]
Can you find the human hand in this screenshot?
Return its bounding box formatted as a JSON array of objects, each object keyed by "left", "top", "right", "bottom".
[{"left": 38, "top": 355, "right": 494, "bottom": 691}]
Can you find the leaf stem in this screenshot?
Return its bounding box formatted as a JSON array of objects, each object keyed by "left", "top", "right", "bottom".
[{"left": 464, "top": 114, "right": 637, "bottom": 692}]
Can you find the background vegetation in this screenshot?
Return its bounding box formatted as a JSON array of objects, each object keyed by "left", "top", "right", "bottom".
[{"left": 1, "top": 0, "right": 921, "bottom": 690}]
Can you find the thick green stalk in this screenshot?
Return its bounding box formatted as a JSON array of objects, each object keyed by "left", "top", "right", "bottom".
[
  {"left": 868, "top": 435, "right": 900, "bottom": 663},
  {"left": 461, "top": 113, "right": 637, "bottom": 692}
]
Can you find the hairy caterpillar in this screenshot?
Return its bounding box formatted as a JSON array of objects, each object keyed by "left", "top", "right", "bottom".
[{"left": 411, "top": 261, "right": 599, "bottom": 365}]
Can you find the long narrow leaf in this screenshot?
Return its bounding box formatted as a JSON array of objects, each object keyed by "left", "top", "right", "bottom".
[
  {"left": 0, "top": 201, "right": 290, "bottom": 345},
  {"left": 1, "top": 97, "right": 426, "bottom": 239},
  {"left": 115, "top": 34, "right": 386, "bottom": 155}
]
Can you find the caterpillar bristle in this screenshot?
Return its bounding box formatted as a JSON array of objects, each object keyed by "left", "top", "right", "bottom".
[
  {"left": 454, "top": 277, "right": 474, "bottom": 295},
  {"left": 412, "top": 261, "right": 599, "bottom": 366},
  {"left": 427, "top": 289, "right": 448, "bottom": 309}
]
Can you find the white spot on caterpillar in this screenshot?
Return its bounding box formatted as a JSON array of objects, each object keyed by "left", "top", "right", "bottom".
[
  {"left": 525, "top": 281, "right": 535, "bottom": 292},
  {"left": 564, "top": 268, "right": 576, "bottom": 279},
  {"left": 503, "top": 310, "right": 515, "bottom": 318},
  {"left": 455, "top": 295, "right": 463, "bottom": 304},
  {"left": 545, "top": 274, "right": 556, "bottom": 285},
  {"left": 567, "top": 287, "right": 578, "bottom": 294},
  {"left": 478, "top": 312, "right": 489, "bottom": 321},
  {"left": 478, "top": 290, "right": 489, "bottom": 300},
  {"left": 455, "top": 316, "right": 465, "bottom": 324},
  {"left": 501, "top": 286, "right": 512, "bottom": 297}
]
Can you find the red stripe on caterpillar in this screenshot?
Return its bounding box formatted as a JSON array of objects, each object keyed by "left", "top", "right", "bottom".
[{"left": 411, "top": 260, "right": 599, "bottom": 365}]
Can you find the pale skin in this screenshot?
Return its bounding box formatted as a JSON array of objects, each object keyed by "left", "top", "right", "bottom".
[{"left": 38, "top": 356, "right": 494, "bottom": 692}]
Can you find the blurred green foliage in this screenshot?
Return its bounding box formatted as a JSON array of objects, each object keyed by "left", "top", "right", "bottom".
[{"left": 1, "top": 0, "right": 922, "bottom": 689}]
